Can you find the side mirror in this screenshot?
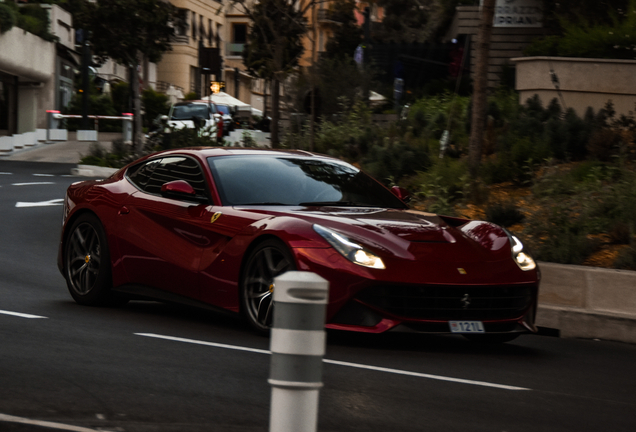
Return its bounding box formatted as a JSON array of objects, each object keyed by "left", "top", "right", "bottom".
[
  {"left": 161, "top": 180, "right": 198, "bottom": 201},
  {"left": 391, "top": 186, "right": 411, "bottom": 203},
  {"left": 160, "top": 115, "right": 169, "bottom": 123}
]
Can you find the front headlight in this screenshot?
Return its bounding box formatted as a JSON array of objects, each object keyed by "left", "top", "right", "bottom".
[
  {"left": 313, "top": 224, "right": 385, "bottom": 269},
  {"left": 510, "top": 235, "right": 536, "bottom": 271}
]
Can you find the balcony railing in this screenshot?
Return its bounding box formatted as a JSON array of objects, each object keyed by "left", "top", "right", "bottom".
[{"left": 171, "top": 34, "right": 189, "bottom": 44}]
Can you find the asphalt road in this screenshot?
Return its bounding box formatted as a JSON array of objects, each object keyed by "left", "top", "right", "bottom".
[{"left": 1, "top": 160, "right": 635, "bottom": 432}]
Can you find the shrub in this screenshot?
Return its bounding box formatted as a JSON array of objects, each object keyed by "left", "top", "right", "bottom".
[
  {"left": 614, "top": 246, "right": 636, "bottom": 270},
  {"left": 363, "top": 140, "right": 430, "bottom": 185},
  {"left": 142, "top": 88, "right": 169, "bottom": 129},
  {"left": 524, "top": 1, "right": 636, "bottom": 60},
  {"left": 485, "top": 202, "right": 525, "bottom": 227},
  {"left": 524, "top": 202, "right": 598, "bottom": 265},
  {"left": 0, "top": 3, "right": 16, "bottom": 34}
]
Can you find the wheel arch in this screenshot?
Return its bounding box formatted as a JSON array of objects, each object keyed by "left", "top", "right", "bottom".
[
  {"left": 238, "top": 234, "right": 293, "bottom": 283},
  {"left": 59, "top": 208, "right": 105, "bottom": 273}
]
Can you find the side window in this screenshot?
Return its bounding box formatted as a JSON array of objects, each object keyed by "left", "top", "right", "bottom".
[
  {"left": 127, "top": 157, "right": 208, "bottom": 200},
  {"left": 127, "top": 159, "right": 162, "bottom": 191}
]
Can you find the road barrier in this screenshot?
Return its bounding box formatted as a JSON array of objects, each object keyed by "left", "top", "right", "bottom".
[
  {"left": 47, "top": 111, "right": 134, "bottom": 142},
  {"left": 269, "top": 271, "right": 329, "bottom": 432}
]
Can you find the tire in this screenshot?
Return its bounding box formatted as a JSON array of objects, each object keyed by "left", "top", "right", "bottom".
[
  {"left": 463, "top": 333, "right": 521, "bottom": 344},
  {"left": 63, "top": 213, "right": 126, "bottom": 306},
  {"left": 240, "top": 239, "right": 296, "bottom": 334}
]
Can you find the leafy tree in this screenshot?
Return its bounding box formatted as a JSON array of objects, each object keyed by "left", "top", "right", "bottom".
[
  {"left": 373, "top": 0, "right": 464, "bottom": 44},
  {"left": 239, "top": 0, "right": 307, "bottom": 147},
  {"left": 68, "top": 0, "right": 181, "bottom": 153},
  {"left": 323, "top": 0, "right": 362, "bottom": 59}
]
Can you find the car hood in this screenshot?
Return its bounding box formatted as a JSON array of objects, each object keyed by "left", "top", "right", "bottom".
[
  {"left": 239, "top": 206, "right": 511, "bottom": 260},
  {"left": 299, "top": 207, "right": 453, "bottom": 243}
]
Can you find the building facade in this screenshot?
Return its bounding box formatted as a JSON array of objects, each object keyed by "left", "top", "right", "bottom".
[{"left": 156, "top": 0, "right": 226, "bottom": 98}]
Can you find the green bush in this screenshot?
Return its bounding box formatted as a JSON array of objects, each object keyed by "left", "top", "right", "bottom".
[
  {"left": 0, "top": 3, "right": 16, "bottom": 34},
  {"left": 524, "top": 202, "right": 599, "bottom": 265},
  {"left": 614, "top": 246, "right": 636, "bottom": 270},
  {"left": 524, "top": 0, "right": 636, "bottom": 60},
  {"left": 485, "top": 202, "right": 525, "bottom": 227},
  {"left": 142, "top": 87, "right": 169, "bottom": 129},
  {"left": 416, "top": 158, "right": 470, "bottom": 215},
  {"left": 111, "top": 81, "right": 131, "bottom": 115},
  {"left": 63, "top": 93, "right": 120, "bottom": 132},
  {"left": 362, "top": 140, "right": 430, "bottom": 184}
]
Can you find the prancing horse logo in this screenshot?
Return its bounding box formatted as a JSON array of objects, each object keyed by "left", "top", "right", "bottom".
[{"left": 461, "top": 293, "right": 471, "bottom": 309}]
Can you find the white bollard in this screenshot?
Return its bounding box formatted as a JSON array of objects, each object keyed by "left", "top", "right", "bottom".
[{"left": 269, "top": 271, "right": 329, "bottom": 432}]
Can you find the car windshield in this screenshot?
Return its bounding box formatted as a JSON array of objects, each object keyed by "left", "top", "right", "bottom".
[
  {"left": 215, "top": 105, "right": 231, "bottom": 115},
  {"left": 208, "top": 155, "right": 407, "bottom": 208},
  {"left": 170, "top": 104, "right": 213, "bottom": 120}
]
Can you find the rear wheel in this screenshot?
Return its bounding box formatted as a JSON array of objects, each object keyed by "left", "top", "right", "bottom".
[
  {"left": 64, "top": 213, "right": 126, "bottom": 306},
  {"left": 463, "top": 333, "right": 521, "bottom": 344},
  {"left": 240, "top": 239, "right": 296, "bottom": 334}
]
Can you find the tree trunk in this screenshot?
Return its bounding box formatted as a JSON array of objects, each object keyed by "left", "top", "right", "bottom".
[
  {"left": 271, "top": 78, "right": 280, "bottom": 147},
  {"left": 468, "top": 0, "right": 496, "bottom": 178},
  {"left": 309, "top": 3, "right": 317, "bottom": 152}
]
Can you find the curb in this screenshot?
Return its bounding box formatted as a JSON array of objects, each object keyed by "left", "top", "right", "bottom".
[{"left": 537, "top": 305, "right": 636, "bottom": 344}]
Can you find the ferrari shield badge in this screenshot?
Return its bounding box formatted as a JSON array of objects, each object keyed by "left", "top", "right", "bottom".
[
  {"left": 457, "top": 268, "right": 467, "bottom": 275},
  {"left": 210, "top": 212, "right": 222, "bottom": 224}
]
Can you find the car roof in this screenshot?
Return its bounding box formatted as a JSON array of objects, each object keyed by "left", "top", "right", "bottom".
[{"left": 148, "top": 147, "right": 329, "bottom": 159}]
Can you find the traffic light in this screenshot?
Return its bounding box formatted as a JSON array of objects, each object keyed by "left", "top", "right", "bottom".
[{"left": 210, "top": 81, "right": 225, "bottom": 94}]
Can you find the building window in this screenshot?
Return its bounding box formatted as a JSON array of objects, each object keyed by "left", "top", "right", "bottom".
[
  {"left": 208, "top": 19, "right": 213, "bottom": 45},
  {"left": 192, "top": 11, "right": 197, "bottom": 40},
  {"left": 173, "top": 8, "right": 189, "bottom": 43},
  {"left": 229, "top": 23, "right": 247, "bottom": 56}
]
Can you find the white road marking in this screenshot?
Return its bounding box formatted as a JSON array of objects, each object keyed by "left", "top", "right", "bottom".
[
  {"left": 16, "top": 198, "right": 64, "bottom": 208},
  {"left": 0, "top": 310, "right": 48, "bottom": 319},
  {"left": 33, "top": 173, "right": 55, "bottom": 177},
  {"left": 0, "top": 413, "right": 107, "bottom": 432},
  {"left": 0, "top": 172, "right": 12, "bottom": 175},
  {"left": 135, "top": 333, "right": 531, "bottom": 391},
  {"left": 11, "top": 181, "right": 55, "bottom": 186}
]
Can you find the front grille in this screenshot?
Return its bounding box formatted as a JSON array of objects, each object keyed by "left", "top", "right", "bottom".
[{"left": 355, "top": 284, "right": 535, "bottom": 321}]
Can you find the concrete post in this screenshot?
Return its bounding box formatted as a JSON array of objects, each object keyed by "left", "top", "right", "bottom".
[
  {"left": 269, "top": 271, "right": 329, "bottom": 432},
  {"left": 122, "top": 113, "right": 133, "bottom": 143},
  {"left": 46, "top": 110, "right": 59, "bottom": 142}
]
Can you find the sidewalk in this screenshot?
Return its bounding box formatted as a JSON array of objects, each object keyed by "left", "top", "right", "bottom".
[
  {"left": 1, "top": 137, "right": 118, "bottom": 177},
  {"left": 2, "top": 139, "right": 635, "bottom": 344}
]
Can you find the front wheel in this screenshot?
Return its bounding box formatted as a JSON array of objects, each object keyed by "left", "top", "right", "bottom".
[
  {"left": 240, "top": 239, "right": 296, "bottom": 334},
  {"left": 63, "top": 213, "right": 125, "bottom": 306}
]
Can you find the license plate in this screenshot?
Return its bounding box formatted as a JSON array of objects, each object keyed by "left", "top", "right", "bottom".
[{"left": 449, "top": 321, "right": 485, "bottom": 333}]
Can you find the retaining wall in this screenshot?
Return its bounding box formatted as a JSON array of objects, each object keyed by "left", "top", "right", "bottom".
[{"left": 536, "top": 262, "right": 636, "bottom": 344}]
